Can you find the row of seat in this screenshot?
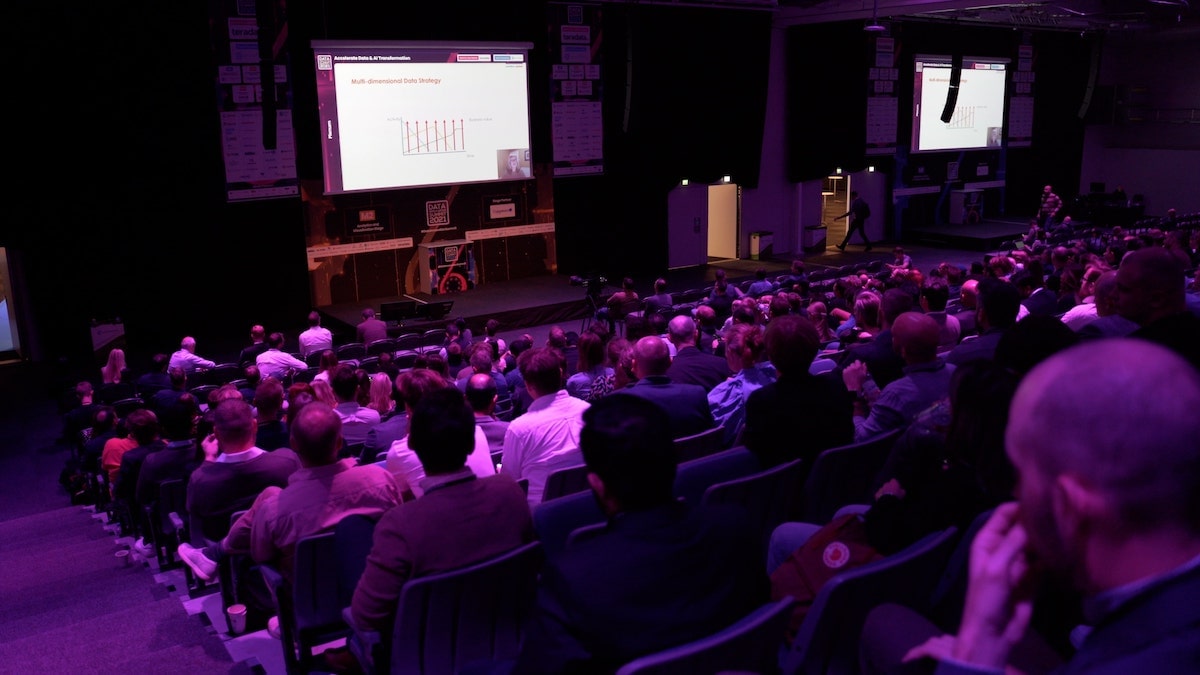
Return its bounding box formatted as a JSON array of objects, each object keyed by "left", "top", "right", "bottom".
[{"left": 259, "top": 425, "right": 929, "bottom": 675}]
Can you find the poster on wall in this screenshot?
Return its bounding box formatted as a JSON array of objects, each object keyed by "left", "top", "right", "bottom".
[
  {"left": 549, "top": 3, "right": 605, "bottom": 176},
  {"left": 211, "top": 2, "right": 300, "bottom": 202}
]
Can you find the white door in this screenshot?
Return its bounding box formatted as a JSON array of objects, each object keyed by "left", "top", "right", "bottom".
[{"left": 667, "top": 185, "right": 708, "bottom": 269}]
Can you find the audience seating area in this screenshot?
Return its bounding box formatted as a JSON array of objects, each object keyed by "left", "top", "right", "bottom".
[{"left": 48, "top": 216, "right": 1200, "bottom": 674}]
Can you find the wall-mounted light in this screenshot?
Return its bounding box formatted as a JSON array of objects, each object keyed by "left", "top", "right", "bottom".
[
  {"left": 721, "top": 175, "right": 732, "bottom": 183},
  {"left": 868, "top": 166, "right": 876, "bottom": 172},
  {"left": 835, "top": 167, "right": 843, "bottom": 175},
  {"left": 681, "top": 178, "right": 689, "bottom": 186}
]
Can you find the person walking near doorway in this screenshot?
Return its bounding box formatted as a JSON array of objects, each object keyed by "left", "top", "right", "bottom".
[{"left": 835, "top": 191, "right": 872, "bottom": 252}]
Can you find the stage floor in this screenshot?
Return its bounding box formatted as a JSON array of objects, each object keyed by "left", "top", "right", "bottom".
[
  {"left": 318, "top": 258, "right": 796, "bottom": 339},
  {"left": 317, "top": 241, "right": 990, "bottom": 342},
  {"left": 905, "top": 218, "right": 1027, "bottom": 251}
]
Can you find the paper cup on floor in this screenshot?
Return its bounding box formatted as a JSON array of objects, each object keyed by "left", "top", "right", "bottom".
[
  {"left": 115, "top": 550, "right": 131, "bottom": 567},
  {"left": 226, "top": 604, "right": 248, "bottom": 634}
]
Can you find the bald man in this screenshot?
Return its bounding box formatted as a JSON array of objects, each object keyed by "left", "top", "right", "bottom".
[
  {"left": 1116, "top": 246, "right": 1200, "bottom": 371},
  {"left": 843, "top": 312, "right": 956, "bottom": 442},
  {"left": 665, "top": 315, "right": 730, "bottom": 391},
  {"left": 169, "top": 336, "right": 216, "bottom": 374},
  {"left": 1070, "top": 270, "right": 1138, "bottom": 339},
  {"left": 911, "top": 339, "right": 1200, "bottom": 673},
  {"left": 951, "top": 278, "right": 979, "bottom": 338},
  {"left": 614, "top": 335, "right": 715, "bottom": 440}
]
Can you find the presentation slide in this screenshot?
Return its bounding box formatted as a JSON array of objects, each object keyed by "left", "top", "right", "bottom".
[
  {"left": 312, "top": 41, "right": 534, "bottom": 194},
  {"left": 912, "top": 56, "right": 1008, "bottom": 153}
]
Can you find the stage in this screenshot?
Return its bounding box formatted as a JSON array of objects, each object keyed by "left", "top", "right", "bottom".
[
  {"left": 904, "top": 218, "right": 1028, "bottom": 252},
  {"left": 316, "top": 258, "right": 795, "bottom": 340}
]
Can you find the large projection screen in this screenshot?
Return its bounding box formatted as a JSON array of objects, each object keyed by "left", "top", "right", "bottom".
[
  {"left": 312, "top": 40, "right": 535, "bottom": 195},
  {"left": 912, "top": 55, "right": 1009, "bottom": 153}
]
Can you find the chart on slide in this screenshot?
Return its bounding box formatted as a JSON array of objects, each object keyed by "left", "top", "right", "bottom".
[{"left": 402, "top": 118, "right": 466, "bottom": 155}]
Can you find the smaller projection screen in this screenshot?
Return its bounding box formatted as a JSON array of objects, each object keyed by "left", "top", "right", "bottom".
[
  {"left": 911, "top": 55, "right": 1009, "bottom": 153},
  {"left": 312, "top": 40, "right": 535, "bottom": 195}
]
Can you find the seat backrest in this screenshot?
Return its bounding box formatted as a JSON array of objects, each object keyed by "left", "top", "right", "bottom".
[
  {"left": 541, "top": 463, "right": 591, "bottom": 502},
  {"left": 782, "top": 526, "right": 960, "bottom": 675},
  {"left": 532, "top": 490, "right": 606, "bottom": 558},
  {"left": 306, "top": 350, "right": 326, "bottom": 367},
  {"left": 420, "top": 328, "right": 447, "bottom": 348},
  {"left": 673, "top": 425, "right": 727, "bottom": 463},
  {"left": 672, "top": 446, "right": 762, "bottom": 507},
  {"left": 801, "top": 428, "right": 902, "bottom": 524},
  {"left": 208, "top": 363, "right": 242, "bottom": 385},
  {"left": 366, "top": 338, "right": 397, "bottom": 357},
  {"left": 113, "top": 396, "right": 148, "bottom": 417},
  {"left": 290, "top": 531, "right": 344, "bottom": 634},
  {"left": 391, "top": 541, "right": 545, "bottom": 675},
  {"left": 338, "top": 342, "right": 367, "bottom": 361},
  {"left": 394, "top": 333, "right": 423, "bottom": 352},
  {"left": 334, "top": 514, "right": 378, "bottom": 609},
  {"left": 156, "top": 478, "right": 188, "bottom": 532},
  {"left": 615, "top": 597, "right": 797, "bottom": 675},
  {"left": 700, "top": 457, "right": 806, "bottom": 552}
]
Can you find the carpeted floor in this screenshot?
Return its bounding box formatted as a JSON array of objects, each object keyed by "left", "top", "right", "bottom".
[{"left": 0, "top": 506, "right": 248, "bottom": 674}]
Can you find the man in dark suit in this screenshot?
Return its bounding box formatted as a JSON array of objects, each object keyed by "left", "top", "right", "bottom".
[
  {"left": 343, "top": 387, "right": 532, "bottom": 669},
  {"left": 946, "top": 278, "right": 1021, "bottom": 367},
  {"left": 616, "top": 336, "right": 715, "bottom": 440},
  {"left": 1013, "top": 268, "right": 1058, "bottom": 318},
  {"left": 742, "top": 315, "right": 853, "bottom": 467},
  {"left": 664, "top": 315, "right": 730, "bottom": 392},
  {"left": 834, "top": 190, "right": 873, "bottom": 251},
  {"left": 356, "top": 307, "right": 388, "bottom": 345},
  {"left": 906, "top": 340, "right": 1200, "bottom": 673},
  {"left": 514, "top": 394, "right": 767, "bottom": 673},
  {"left": 237, "top": 325, "right": 269, "bottom": 368}
]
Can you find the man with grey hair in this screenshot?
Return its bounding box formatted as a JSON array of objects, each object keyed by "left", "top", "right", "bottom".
[
  {"left": 905, "top": 339, "right": 1200, "bottom": 673},
  {"left": 664, "top": 315, "right": 730, "bottom": 392},
  {"left": 169, "top": 336, "right": 216, "bottom": 374}
]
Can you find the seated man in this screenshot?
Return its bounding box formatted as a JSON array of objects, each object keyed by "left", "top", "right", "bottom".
[
  {"left": 843, "top": 312, "right": 957, "bottom": 443},
  {"left": 896, "top": 339, "right": 1200, "bottom": 674},
  {"left": 466, "top": 373, "right": 509, "bottom": 457},
  {"left": 513, "top": 395, "right": 768, "bottom": 673},
  {"left": 179, "top": 399, "right": 402, "bottom": 637},
  {"left": 342, "top": 387, "right": 533, "bottom": 670},
  {"left": 501, "top": 347, "right": 591, "bottom": 506},
  {"left": 185, "top": 399, "right": 300, "bottom": 545},
  {"left": 331, "top": 363, "right": 381, "bottom": 446},
  {"left": 742, "top": 315, "right": 853, "bottom": 467},
  {"left": 664, "top": 315, "right": 731, "bottom": 392},
  {"left": 385, "top": 369, "right": 495, "bottom": 497},
  {"left": 255, "top": 331, "right": 307, "bottom": 381},
  {"left": 615, "top": 335, "right": 715, "bottom": 440}
]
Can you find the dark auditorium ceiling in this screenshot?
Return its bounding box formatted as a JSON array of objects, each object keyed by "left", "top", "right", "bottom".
[
  {"left": 782, "top": 0, "right": 1194, "bottom": 33},
  {"left": 669, "top": 0, "right": 1197, "bottom": 34}
]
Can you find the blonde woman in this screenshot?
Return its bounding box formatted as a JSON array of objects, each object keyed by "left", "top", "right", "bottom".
[
  {"left": 101, "top": 348, "right": 128, "bottom": 384},
  {"left": 367, "top": 372, "right": 396, "bottom": 418}
]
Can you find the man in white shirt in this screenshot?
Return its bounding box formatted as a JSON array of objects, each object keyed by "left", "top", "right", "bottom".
[
  {"left": 168, "top": 336, "right": 216, "bottom": 374},
  {"left": 256, "top": 332, "right": 307, "bottom": 380},
  {"left": 501, "top": 346, "right": 590, "bottom": 505},
  {"left": 298, "top": 310, "right": 334, "bottom": 357}
]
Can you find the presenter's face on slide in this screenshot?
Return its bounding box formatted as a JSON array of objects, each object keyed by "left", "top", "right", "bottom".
[{"left": 507, "top": 151, "right": 520, "bottom": 173}]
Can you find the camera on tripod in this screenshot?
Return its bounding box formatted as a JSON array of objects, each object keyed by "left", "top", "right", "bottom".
[{"left": 569, "top": 273, "right": 608, "bottom": 297}]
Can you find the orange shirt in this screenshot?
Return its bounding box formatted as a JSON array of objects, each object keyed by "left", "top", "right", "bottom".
[{"left": 101, "top": 436, "right": 138, "bottom": 484}]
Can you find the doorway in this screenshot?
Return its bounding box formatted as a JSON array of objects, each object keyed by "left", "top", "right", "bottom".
[{"left": 667, "top": 182, "right": 741, "bottom": 268}]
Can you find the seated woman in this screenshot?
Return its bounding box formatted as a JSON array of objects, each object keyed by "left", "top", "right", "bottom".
[
  {"left": 707, "top": 323, "right": 776, "bottom": 447},
  {"left": 565, "top": 329, "right": 612, "bottom": 401}
]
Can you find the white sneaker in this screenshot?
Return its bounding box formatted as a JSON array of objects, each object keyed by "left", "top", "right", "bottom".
[
  {"left": 132, "top": 537, "right": 156, "bottom": 558},
  {"left": 267, "top": 615, "right": 282, "bottom": 640},
  {"left": 177, "top": 543, "right": 218, "bottom": 582}
]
